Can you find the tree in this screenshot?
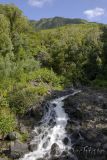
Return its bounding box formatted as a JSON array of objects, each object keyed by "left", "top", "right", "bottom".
[
  {"left": 0, "top": 4, "right": 29, "bottom": 33},
  {"left": 0, "top": 14, "right": 13, "bottom": 56}
]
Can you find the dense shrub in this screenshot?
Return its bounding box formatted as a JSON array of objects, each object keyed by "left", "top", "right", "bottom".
[
  {"left": 29, "top": 68, "right": 63, "bottom": 88},
  {"left": 92, "top": 79, "right": 107, "bottom": 88},
  {"left": 0, "top": 107, "right": 16, "bottom": 137},
  {"left": 8, "top": 86, "right": 39, "bottom": 114}
]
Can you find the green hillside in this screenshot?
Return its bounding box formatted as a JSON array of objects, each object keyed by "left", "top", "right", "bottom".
[{"left": 30, "top": 17, "right": 89, "bottom": 30}]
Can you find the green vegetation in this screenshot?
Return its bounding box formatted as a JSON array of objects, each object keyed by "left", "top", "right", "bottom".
[
  {"left": 0, "top": 4, "right": 107, "bottom": 136},
  {"left": 30, "top": 17, "right": 89, "bottom": 30},
  {"left": 36, "top": 24, "right": 104, "bottom": 85},
  {"left": 0, "top": 107, "right": 16, "bottom": 137},
  {"left": 0, "top": 4, "right": 62, "bottom": 137}
]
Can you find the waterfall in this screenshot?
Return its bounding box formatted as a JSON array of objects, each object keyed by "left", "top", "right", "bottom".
[{"left": 21, "top": 90, "right": 80, "bottom": 160}]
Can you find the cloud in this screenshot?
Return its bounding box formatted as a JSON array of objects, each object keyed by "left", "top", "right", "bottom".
[
  {"left": 28, "top": 0, "right": 53, "bottom": 7},
  {"left": 84, "top": 7, "right": 105, "bottom": 19}
]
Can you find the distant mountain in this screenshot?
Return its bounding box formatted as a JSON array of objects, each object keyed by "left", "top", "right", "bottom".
[{"left": 30, "top": 17, "right": 89, "bottom": 30}]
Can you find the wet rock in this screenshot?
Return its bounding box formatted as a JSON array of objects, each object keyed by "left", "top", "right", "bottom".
[
  {"left": 28, "top": 143, "right": 38, "bottom": 151},
  {"left": 5, "top": 132, "right": 18, "bottom": 141},
  {"left": 81, "top": 129, "right": 98, "bottom": 142},
  {"left": 28, "top": 106, "right": 43, "bottom": 121},
  {"left": 50, "top": 143, "right": 60, "bottom": 156},
  {"left": 52, "top": 103, "right": 57, "bottom": 108},
  {"left": 25, "top": 100, "right": 45, "bottom": 123},
  {"left": 63, "top": 137, "right": 69, "bottom": 145},
  {"left": 102, "top": 102, "right": 107, "bottom": 109},
  {"left": 49, "top": 119, "right": 56, "bottom": 126},
  {"left": 30, "top": 130, "right": 38, "bottom": 139},
  {"left": 71, "top": 130, "right": 80, "bottom": 141},
  {"left": 43, "top": 138, "right": 50, "bottom": 149},
  {"left": 103, "top": 143, "right": 107, "bottom": 150},
  {"left": 61, "top": 151, "right": 68, "bottom": 156},
  {"left": 8, "top": 141, "right": 28, "bottom": 159}
]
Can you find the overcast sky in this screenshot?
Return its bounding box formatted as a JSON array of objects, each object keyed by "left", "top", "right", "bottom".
[{"left": 0, "top": 0, "right": 107, "bottom": 23}]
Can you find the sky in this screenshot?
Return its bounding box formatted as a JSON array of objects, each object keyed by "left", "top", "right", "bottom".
[{"left": 0, "top": 0, "right": 107, "bottom": 23}]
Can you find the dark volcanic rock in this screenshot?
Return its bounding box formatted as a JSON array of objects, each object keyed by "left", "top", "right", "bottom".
[
  {"left": 27, "top": 105, "right": 43, "bottom": 121},
  {"left": 103, "top": 143, "right": 107, "bottom": 150},
  {"left": 63, "top": 137, "right": 69, "bottom": 145},
  {"left": 63, "top": 87, "right": 107, "bottom": 160},
  {"left": 80, "top": 129, "right": 99, "bottom": 142}
]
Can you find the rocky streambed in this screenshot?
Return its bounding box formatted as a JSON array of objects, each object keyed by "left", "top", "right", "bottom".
[{"left": 1, "top": 87, "right": 107, "bottom": 160}]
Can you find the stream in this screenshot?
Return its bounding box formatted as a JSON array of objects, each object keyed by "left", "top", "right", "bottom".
[{"left": 21, "top": 90, "right": 80, "bottom": 160}]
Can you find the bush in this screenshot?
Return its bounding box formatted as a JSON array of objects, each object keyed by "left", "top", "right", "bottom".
[
  {"left": 92, "top": 79, "right": 107, "bottom": 88},
  {"left": 8, "top": 86, "right": 39, "bottom": 114},
  {"left": 29, "top": 68, "right": 63, "bottom": 88},
  {"left": 33, "top": 84, "right": 49, "bottom": 96},
  {"left": 0, "top": 97, "right": 9, "bottom": 108},
  {"left": 0, "top": 107, "right": 16, "bottom": 137}
]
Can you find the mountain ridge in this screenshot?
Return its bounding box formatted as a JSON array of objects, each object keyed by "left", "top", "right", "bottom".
[{"left": 30, "top": 17, "right": 90, "bottom": 30}]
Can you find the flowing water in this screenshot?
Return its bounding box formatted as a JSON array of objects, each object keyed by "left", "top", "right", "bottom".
[{"left": 21, "top": 90, "right": 80, "bottom": 160}]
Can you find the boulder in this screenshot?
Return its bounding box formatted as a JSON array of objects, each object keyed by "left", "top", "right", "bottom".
[
  {"left": 30, "top": 107, "right": 40, "bottom": 119},
  {"left": 50, "top": 143, "right": 60, "bottom": 156},
  {"left": 27, "top": 106, "right": 43, "bottom": 121},
  {"left": 63, "top": 137, "right": 69, "bottom": 145},
  {"left": 5, "top": 132, "right": 18, "bottom": 141},
  {"left": 28, "top": 143, "right": 38, "bottom": 152},
  {"left": 8, "top": 141, "right": 28, "bottom": 159}
]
